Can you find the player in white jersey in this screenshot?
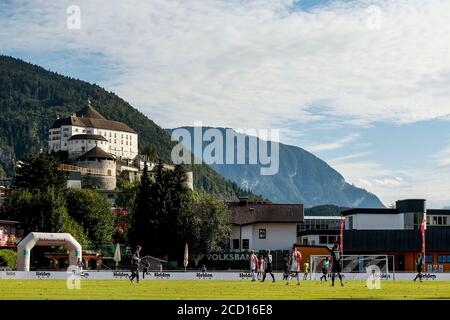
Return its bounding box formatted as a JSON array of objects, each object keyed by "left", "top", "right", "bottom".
[
  {"left": 286, "top": 247, "right": 302, "bottom": 285},
  {"left": 249, "top": 250, "right": 258, "bottom": 282}
]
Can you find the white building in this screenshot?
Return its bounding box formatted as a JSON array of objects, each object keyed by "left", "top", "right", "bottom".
[
  {"left": 229, "top": 202, "right": 303, "bottom": 252},
  {"left": 298, "top": 215, "right": 341, "bottom": 247},
  {"left": 343, "top": 199, "right": 427, "bottom": 231},
  {"left": 67, "top": 134, "right": 110, "bottom": 159},
  {"left": 48, "top": 100, "right": 138, "bottom": 160}
]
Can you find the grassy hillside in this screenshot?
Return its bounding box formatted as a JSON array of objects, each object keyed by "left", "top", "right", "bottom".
[{"left": 0, "top": 55, "right": 258, "bottom": 200}]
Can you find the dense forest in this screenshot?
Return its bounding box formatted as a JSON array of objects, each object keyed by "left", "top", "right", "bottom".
[{"left": 0, "top": 55, "right": 261, "bottom": 200}]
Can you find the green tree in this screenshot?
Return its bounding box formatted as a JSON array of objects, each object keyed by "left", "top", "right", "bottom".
[
  {"left": 128, "top": 162, "right": 155, "bottom": 251},
  {"left": 13, "top": 153, "right": 65, "bottom": 191},
  {"left": 0, "top": 165, "right": 5, "bottom": 179},
  {"left": 0, "top": 249, "right": 17, "bottom": 269},
  {"left": 116, "top": 173, "right": 139, "bottom": 212},
  {"left": 2, "top": 187, "right": 89, "bottom": 245},
  {"left": 180, "top": 192, "right": 231, "bottom": 254},
  {"left": 3, "top": 187, "right": 68, "bottom": 235},
  {"left": 142, "top": 143, "right": 159, "bottom": 162},
  {"left": 65, "top": 189, "right": 115, "bottom": 248}
]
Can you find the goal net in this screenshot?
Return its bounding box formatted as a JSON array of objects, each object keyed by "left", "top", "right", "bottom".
[{"left": 309, "top": 255, "right": 395, "bottom": 280}]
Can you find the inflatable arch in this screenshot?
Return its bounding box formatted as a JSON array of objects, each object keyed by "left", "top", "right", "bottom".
[{"left": 17, "top": 232, "right": 82, "bottom": 271}]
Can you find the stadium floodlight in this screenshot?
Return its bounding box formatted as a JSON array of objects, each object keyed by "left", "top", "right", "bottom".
[{"left": 309, "top": 255, "right": 395, "bottom": 281}]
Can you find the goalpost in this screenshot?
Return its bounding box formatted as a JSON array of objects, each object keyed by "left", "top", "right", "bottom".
[{"left": 309, "top": 255, "right": 395, "bottom": 280}]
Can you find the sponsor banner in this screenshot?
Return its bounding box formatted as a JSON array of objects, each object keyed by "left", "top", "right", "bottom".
[
  {"left": 0, "top": 234, "right": 17, "bottom": 246},
  {"left": 2, "top": 271, "right": 450, "bottom": 281}
]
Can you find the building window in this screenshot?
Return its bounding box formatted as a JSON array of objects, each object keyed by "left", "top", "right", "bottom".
[
  {"left": 232, "top": 239, "right": 240, "bottom": 250},
  {"left": 437, "top": 255, "right": 450, "bottom": 263},
  {"left": 319, "top": 236, "right": 327, "bottom": 244},
  {"left": 432, "top": 216, "right": 448, "bottom": 226},
  {"left": 242, "top": 239, "right": 249, "bottom": 250},
  {"left": 259, "top": 229, "right": 266, "bottom": 239},
  {"left": 348, "top": 216, "right": 353, "bottom": 230},
  {"left": 329, "top": 235, "right": 337, "bottom": 244},
  {"left": 425, "top": 255, "right": 434, "bottom": 263}
]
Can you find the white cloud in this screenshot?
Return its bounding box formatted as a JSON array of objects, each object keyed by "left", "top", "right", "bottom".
[
  {"left": 3, "top": 0, "right": 450, "bottom": 207},
  {"left": 328, "top": 151, "right": 371, "bottom": 163},
  {"left": 1, "top": 0, "right": 450, "bottom": 131},
  {"left": 328, "top": 156, "right": 450, "bottom": 208},
  {"left": 306, "top": 133, "right": 360, "bottom": 152},
  {"left": 434, "top": 145, "right": 450, "bottom": 166}
]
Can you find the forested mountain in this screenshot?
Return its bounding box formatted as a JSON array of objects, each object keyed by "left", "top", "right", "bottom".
[{"left": 0, "top": 55, "right": 259, "bottom": 200}]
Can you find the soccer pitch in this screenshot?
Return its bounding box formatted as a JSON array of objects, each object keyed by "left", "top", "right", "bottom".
[{"left": 1, "top": 280, "right": 450, "bottom": 300}]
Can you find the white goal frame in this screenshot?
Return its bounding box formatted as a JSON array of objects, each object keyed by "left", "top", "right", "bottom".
[{"left": 309, "top": 254, "right": 395, "bottom": 280}]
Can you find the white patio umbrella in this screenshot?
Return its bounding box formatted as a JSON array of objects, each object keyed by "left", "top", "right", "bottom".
[
  {"left": 183, "top": 243, "right": 189, "bottom": 271},
  {"left": 113, "top": 243, "right": 121, "bottom": 270}
]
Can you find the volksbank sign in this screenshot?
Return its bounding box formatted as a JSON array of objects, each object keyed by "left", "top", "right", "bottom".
[{"left": 206, "top": 253, "right": 248, "bottom": 261}]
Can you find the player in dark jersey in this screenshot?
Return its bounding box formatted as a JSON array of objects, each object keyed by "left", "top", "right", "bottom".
[
  {"left": 413, "top": 253, "right": 424, "bottom": 282},
  {"left": 129, "top": 245, "right": 142, "bottom": 283},
  {"left": 262, "top": 249, "right": 275, "bottom": 282},
  {"left": 331, "top": 243, "right": 344, "bottom": 287}
]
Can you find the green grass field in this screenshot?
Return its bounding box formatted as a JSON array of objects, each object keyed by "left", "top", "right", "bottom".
[{"left": 1, "top": 280, "right": 449, "bottom": 299}]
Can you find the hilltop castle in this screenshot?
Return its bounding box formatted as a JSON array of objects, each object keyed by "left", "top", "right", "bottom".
[
  {"left": 49, "top": 99, "right": 138, "bottom": 160},
  {"left": 48, "top": 100, "right": 193, "bottom": 191}
]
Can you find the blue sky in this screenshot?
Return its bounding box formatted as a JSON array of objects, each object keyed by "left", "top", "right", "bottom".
[{"left": 1, "top": 0, "right": 450, "bottom": 207}]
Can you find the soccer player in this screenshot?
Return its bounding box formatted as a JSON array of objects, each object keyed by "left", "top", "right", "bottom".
[
  {"left": 286, "top": 247, "right": 302, "bottom": 285},
  {"left": 320, "top": 257, "right": 330, "bottom": 282},
  {"left": 76, "top": 258, "right": 84, "bottom": 276},
  {"left": 142, "top": 262, "right": 149, "bottom": 280},
  {"left": 262, "top": 249, "right": 275, "bottom": 282},
  {"left": 257, "top": 255, "right": 265, "bottom": 280},
  {"left": 413, "top": 253, "right": 424, "bottom": 282},
  {"left": 129, "top": 245, "right": 142, "bottom": 283},
  {"left": 331, "top": 243, "right": 344, "bottom": 287},
  {"left": 249, "top": 250, "right": 258, "bottom": 282},
  {"left": 303, "top": 261, "right": 310, "bottom": 280}
]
